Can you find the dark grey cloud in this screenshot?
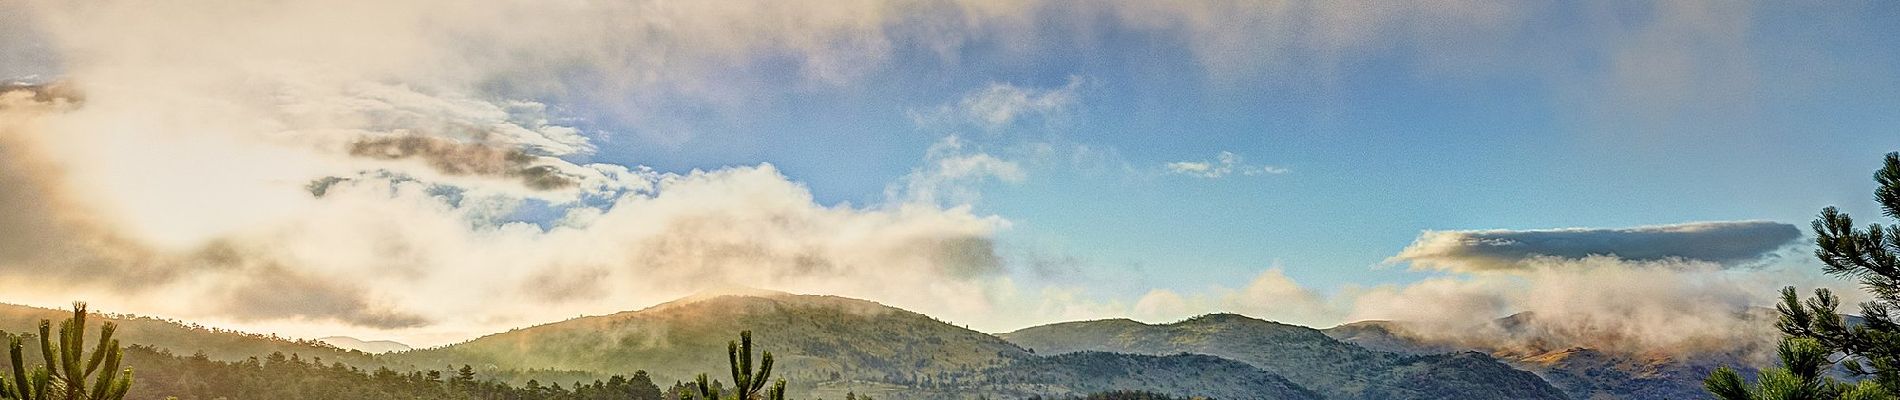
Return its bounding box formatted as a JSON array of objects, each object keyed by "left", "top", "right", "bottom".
[
  {"left": 1, "top": 82, "right": 82, "bottom": 104},
  {"left": 346, "top": 135, "right": 577, "bottom": 191},
  {"left": 1391, "top": 221, "right": 1802, "bottom": 272}
]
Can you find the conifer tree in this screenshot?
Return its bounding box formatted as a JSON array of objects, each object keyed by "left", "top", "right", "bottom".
[
  {"left": 684, "top": 330, "right": 787, "bottom": 400},
  {"left": 0, "top": 303, "right": 134, "bottom": 400},
  {"left": 630, "top": 370, "right": 664, "bottom": 400},
  {"left": 1706, "top": 337, "right": 1887, "bottom": 399},
  {"left": 453, "top": 365, "right": 475, "bottom": 386},
  {"left": 1710, "top": 152, "right": 1900, "bottom": 399}
]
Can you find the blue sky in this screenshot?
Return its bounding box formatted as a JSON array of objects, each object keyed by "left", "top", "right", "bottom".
[{"left": 555, "top": 2, "right": 1900, "bottom": 299}]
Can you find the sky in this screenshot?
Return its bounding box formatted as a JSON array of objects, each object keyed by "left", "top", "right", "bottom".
[{"left": 2, "top": 1, "right": 1900, "bottom": 350}]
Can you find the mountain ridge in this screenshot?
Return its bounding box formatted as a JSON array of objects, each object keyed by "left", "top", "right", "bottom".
[
  {"left": 1004, "top": 312, "right": 1568, "bottom": 400},
  {"left": 319, "top": 336, "right": 414, "bottom": 354}
]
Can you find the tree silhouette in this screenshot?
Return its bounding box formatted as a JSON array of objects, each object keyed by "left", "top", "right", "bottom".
[
  {"left": 1, "top": 302, "right": 135, "bottom": 400},
  {"left": 686, "top": 331, "right": 787, "bottom": 400},
  {"left": 1710, "top": 152, "right": 1900, "bottom": 399},
  {"left": 1705, "top": 337, "right": 1886, "bottom": 399}
]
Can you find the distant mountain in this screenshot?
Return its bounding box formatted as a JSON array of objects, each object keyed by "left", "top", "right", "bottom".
[
  {"left": 1005, "top": 352, "right": 1320, "bottom": 400},
  {"left": 1002, "top": 314, "right": 1567, "bottom": 400},
  {"left": 1323, "top": 314, "right": 1773, "bottom": 400},
  {"left": 0, "top": 302, "right": 378, "bottom": 365},
  {"left": 1321, "top": 321, "right": 1464, "bottom": 355},
  {"left": 391, "top": 291, "right": 1319, "bottom": 399},
  {"left": 320, "top": 336, "right": 413, "bottom": 353}
]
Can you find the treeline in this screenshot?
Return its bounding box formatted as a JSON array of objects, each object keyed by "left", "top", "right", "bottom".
[
  {"left": 1028, "top": 391, "right": 1199, "bottom": 400},
  {"left": 120, "top": 345, "right": 664, "bottom": 400},
  {"left": 110, "top": 342, "right": 1194, "bottom": 400}
]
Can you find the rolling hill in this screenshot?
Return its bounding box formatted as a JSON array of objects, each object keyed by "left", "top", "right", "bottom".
[
  {"left": 1002, "top": 314, "right": 1568, "bottom": 400},
  {"left": 390, "top": 291, "right": 1320, "bottom": 399},
  {"left": 390, "top": 291, "right": 1031, "bottom": 385}
]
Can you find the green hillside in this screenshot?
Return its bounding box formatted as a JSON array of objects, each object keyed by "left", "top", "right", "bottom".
[
  {"left": 392, "top": 292, "right": 1322, "bottom": 399},
  {"left": 390, "top": 292, "right": 1031, "bottom": 386},
  {"left": 0, "top": 302, "right": 379, "bottom": 366},
  {"left": 994, "top": 352, "right": 1321, "bottom": 400},
  {"left": 1003, "top": 314, "right": 1566, "bottom": 400}
]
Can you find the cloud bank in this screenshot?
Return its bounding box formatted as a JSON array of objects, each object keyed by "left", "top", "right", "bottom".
[
  {"left": 1093, "top": 221, "right": 1834, "bottom": 360},
  {"left": 1390, "top": 221, "right": 1801, "bottom": 272},
  {"left": 1344, "top": 256, "right": 1800, "bottom": 358}
]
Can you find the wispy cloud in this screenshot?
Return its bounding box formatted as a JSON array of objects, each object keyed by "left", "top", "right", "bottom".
[
  {"left": 887, "top": 135, "right": 1027, "bottom": 207},
  {"left": 1164, "top": 151, "right": 1288, "bottom": 178},
  {"left": 909, "top": 76, "right": 1083, "bottom": 132}
]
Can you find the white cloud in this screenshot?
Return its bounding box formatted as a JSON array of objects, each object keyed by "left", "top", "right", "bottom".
[
  {"left": 886, "top": 136, "right": 1027, "bottom": 207},
  {"left": 960, "top": 77, "right": 1083, "bottom": 130},
  {"left": 1164, "top": 151, "right": 1288, "bottom": 178},
  {"left": 1130, "top": 267, "right": 1338, "bottom": 327},
  {"left": 909, "top": 76, "right": 1083, "bottom": 132},
  {"left": 1341, "top": 256, "right": 1836, "bottom": 358}
]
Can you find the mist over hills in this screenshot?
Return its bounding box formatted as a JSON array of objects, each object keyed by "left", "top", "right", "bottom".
[
  {"left": 319, "top": 336, "right": 414, "bottom": 354},
  {"left": 0, "top": 293, "right": 1792, "bottom": 399},
  {"left": 0, "top": 302, "right": 379, "bottom": 365},
  {"left": 1322, "top": 311, "right": 1782, "bottom": 400},
  {"left": 1001, "top": 314, "right": 1567, "bottom": 400}
]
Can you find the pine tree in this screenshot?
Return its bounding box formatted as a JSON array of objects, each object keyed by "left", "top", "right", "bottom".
[
  {"left": 683, "top": 330, "right": 787, "bottom": 400},
  {"left": 452, "top": 365, "right": 475, "bottom": 386},
  {"left": 629, "top": 370, "right": 664, "bottom": 400},
  {"left": 725, "top": 330, "right": 784, "bottom": 400},
  {"left": 0, "top": 302, "right": 135, "bottom": 400},
  {"left": 1706, "top": 337, "right": 1887, "bottom": 399},
  {"left": 1710, "top": 152, "right": 1900, "bottom": 399}
]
